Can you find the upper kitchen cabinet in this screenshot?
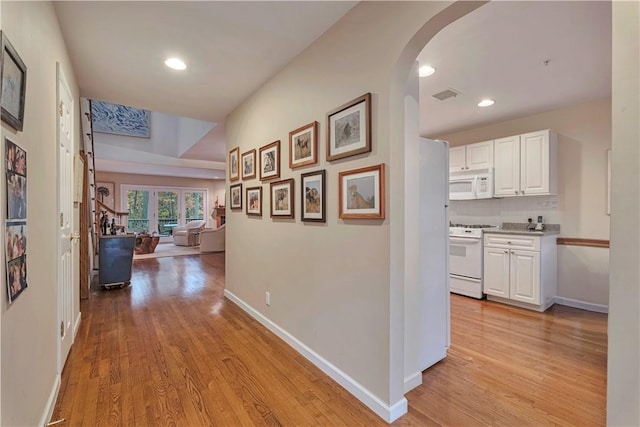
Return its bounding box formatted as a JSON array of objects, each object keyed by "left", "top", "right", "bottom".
[
  {"left": 494, "top": 129, "right": 558, "bottom": 197},
  {"left": 449, "top": 140, "right": 494, "bottom": 173}
]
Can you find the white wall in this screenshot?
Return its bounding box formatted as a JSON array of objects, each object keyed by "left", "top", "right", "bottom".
[
  {"left": 1, "top": 2, "right": 80, "bottom": 425},
  {"left": 608, "top": 1, "right": 639, "bottom": 425},
  {"left": 224, "top": 1, "right": 484, "bottom": 421},
  {"left": 438, "top": 98, "right": 611, "bottom": 307}
]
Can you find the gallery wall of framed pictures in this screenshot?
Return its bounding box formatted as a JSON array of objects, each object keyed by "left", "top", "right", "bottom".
[{"left": 226, "top": 91, "right": 384, "bottom": 224}]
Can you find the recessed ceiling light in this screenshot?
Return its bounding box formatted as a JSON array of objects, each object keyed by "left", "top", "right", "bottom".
[
  {"left": 165, "top": 57, "right": 187, "bottom": 70},
  {"left": 419, "top": 65, "right": 436, "bottom": 77},
  {"left": 477, "top": 99, "right": 495, "bottom": 107}
]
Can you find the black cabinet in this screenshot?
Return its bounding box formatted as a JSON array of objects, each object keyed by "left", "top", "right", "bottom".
[{"left": 99, "top": 235, "right": 135, "bottom": 287}]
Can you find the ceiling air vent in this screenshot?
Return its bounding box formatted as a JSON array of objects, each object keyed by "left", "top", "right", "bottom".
[{"left": 432, "top": 88, "right": 461, "bottom": 101}]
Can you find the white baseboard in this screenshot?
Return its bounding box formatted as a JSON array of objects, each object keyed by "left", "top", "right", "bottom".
[
  {"left": 404, "top": 371, "right": 422, "bottom": 393},
  {"left": 224, "top": 289, "right": 408, "bottom": 423},
  {"left": 73, "top": 312, "right": 82, "bottom": 340},
  {"left": 39, "top": 374, "right": 61, "bottom": 427},
  {"left": 555, "top": 297, "right": 609, "bottom": 313}
]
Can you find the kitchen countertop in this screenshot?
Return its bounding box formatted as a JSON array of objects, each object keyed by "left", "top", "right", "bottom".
[{"left": 484, "top": 222, "right": 560, "bottom": 236}]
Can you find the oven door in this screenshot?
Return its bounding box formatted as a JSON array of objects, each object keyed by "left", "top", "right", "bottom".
[{"left": 449, "top": 236, "right": 482, "bottom": 279}]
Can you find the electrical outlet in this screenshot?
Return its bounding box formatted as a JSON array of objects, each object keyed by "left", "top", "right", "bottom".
[{"left": 266, "top": 291, "right": 271, "bottom": 306}]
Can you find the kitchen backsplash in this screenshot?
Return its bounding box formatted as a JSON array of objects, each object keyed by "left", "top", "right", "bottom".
[{"left": 449, "top": 195, "right": 561, "bottom": 227}]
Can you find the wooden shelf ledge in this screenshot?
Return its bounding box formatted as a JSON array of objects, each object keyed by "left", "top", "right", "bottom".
[{"left": 557, "top": 238, "right": 609, "bottom": 248}]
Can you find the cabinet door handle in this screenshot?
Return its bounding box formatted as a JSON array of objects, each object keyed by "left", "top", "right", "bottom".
[
  {"left": 515, "top": 190, "right": 519, "bottom": 194},
  {"left": 504, "top": 251, "right": 508, "bottom": 254}
]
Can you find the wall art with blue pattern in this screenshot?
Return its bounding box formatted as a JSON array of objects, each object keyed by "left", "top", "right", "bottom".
[{"left": 91, "top": 100, "right": 150, "bottom": 138}]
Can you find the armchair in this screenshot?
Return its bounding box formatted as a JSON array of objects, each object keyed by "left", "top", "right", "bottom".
[
  {"left": 199, "top": 225, "right": 225, "bottom": 253},
  {"left": 172, "top": 220, "right": 206, "bottom": 246}
]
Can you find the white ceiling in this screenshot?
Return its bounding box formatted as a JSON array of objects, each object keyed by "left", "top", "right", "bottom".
[
  {"left": 53, "top": 1, "right": 357, "bottom": 166},
  {"left": 54, "top": 1, "right": 612, "bottom": 176},
  {"left": 417, "top": 1, "right": 611, "bottom": 138}
]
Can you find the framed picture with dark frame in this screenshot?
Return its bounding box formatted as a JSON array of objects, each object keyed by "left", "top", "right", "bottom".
[
  {"left": 229, "top": 147, "right": 239, "bottom": 182},
  {"left": 259, "top": 140, "right": 280, "bottom": 181},
  {"left": 327, "top": 93, "right": 371, "bottom": 161},
  {"left": 301, "top": 170, "right": 325, "bottom": 222},
  {"left": 241, "top": 149, "right": 256, "bottom": 180},
  {"left": 1, "top": 31, "right": 27, "bottom": 132},
  {"left": 246, "top": 186, "right": 262, "bottom": 217},
  {"left": 230, "top": 183, "right": 242, "bottom": 210},
  {"left": 338, "top": 163, "right": 385, "bottom": 219},
  {"left": 270, "top": 178, "right": 294, "bottom": 219},
  {"left": 289, "top": 121, "right": 318, "bottom": 169}
]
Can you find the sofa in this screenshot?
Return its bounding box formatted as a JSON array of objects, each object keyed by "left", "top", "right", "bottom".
[
  {"left": 199, "top": 225, "right": 225, "bottom": 252},
  {"left": 172, "top": 220, "right": 206, "bottom": 246}
]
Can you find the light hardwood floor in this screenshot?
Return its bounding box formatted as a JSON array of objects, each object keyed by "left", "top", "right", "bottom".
[{"left": 52, "top": 253, "right": 607, "bottom": 426}]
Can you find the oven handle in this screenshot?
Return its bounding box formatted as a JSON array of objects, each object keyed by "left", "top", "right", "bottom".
[{"left": 449, "top": 236, "right": 482, "bottom": 244}]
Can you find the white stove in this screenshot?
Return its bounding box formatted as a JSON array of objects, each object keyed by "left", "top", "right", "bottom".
[{"left": 449, "top": 224, "right": 498, "bottom": 299}]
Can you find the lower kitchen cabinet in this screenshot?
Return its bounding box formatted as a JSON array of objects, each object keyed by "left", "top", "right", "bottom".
[{"left": 483, "top": 233, "right": 557, "bottom": 311}]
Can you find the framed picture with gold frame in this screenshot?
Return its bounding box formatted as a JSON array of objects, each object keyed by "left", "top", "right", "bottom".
[
  {"left": 229, "top": 147, "right": 239, "bottom": 181},
  {"left": 338, "top": 163, "right": 385, "bottom": 219},
  {"left": 241, "top": 149, "right": 256, "bottom": 180},
  {"left": 289, "top": 121, "right": 318, "bottom": 169},
  {"left": 259, "top": 140, "right": 280, "bottom": 181}
]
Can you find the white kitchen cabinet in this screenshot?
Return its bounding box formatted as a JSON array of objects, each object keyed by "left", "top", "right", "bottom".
[
  {"left": 483, "top": 232, "right": 557, "bottom": 311},
  {"left": 483, "top": 247, "right": 510, "bottom": 298},
  {"left": 493, "top": 135, "right": 520, "bottom": 196},
  {"left": 493, "top": 129, "right": 557, "bottom": 197},
  {"left": 449, "top": 140, "right": 493, "bottom": 172}
]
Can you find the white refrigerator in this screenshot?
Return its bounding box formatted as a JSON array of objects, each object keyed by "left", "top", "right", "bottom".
[{"left": 417, "top": 137, "right": 450, "bottom": 371}]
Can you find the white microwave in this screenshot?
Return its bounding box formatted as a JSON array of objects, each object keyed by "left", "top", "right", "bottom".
[{"left": 449, "top": 168, "right": 494, "bottom": 200}]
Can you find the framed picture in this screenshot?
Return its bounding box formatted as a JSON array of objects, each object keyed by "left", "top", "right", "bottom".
[
  {"left": 246, "top": 186, "right": 262, "bottom": 217},
  {"left": 229, "top": 147, "right": 239, "bottom": 181},
  {"left": 230, "top": 183, "right": 242, "bottom": 210},
  {"left": 327, "top": 93, "right": 371, "bottom": 161},
  {"left": 301, "top": 170, "right": 326, "bottom": 222},
  {"left": 338, "top": 163, "right": 385, "bottom": 219},
  {"left": 289, "top": 121, "right": 318, "bottom": 169},
  {"left": 1, "top": 31, "right": 27, "bottom": 132},
  {"left": 6, "top": 138, "right": 26, "bottom": 220},
  {"left": 259, "top": 140, "right": 280, "bottom": 181},
  {"left": 91, "top": 100, "right": 150, "bottom": 138},
  {"left": 5, "top": 220, "right": 27, "bottom": 303},
  {"left": 241, "top": 149, "right": 256, "bottom": 180},
  {"left": 270, "top": 178, "right": 294, "bottom": 219}
]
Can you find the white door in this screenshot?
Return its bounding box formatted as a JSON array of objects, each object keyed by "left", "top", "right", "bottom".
[
  {"left": 57, "top": 64, "right": 74, "bottom": 372},
  {"left": 510, "top": 249, "right": 540, "bottom": 304},
  {"left": 493, "top": 135, "right": 521, "bottom": 196},
  {"left": 466, "top": 140, "right": 494, "bottom": 170},
  {"left": 483, "top": 247, "right": 510, "bottom": 297},
  {"left": 520, "top": 130, "right": 550, "bottom": 196}
]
